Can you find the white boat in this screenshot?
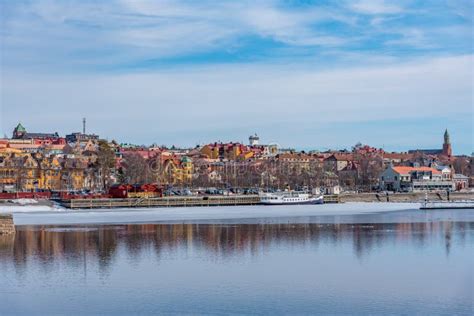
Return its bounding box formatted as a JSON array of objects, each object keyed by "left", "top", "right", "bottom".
[{"left": 259, "top": 191, "right": 324, "bottom": 205}]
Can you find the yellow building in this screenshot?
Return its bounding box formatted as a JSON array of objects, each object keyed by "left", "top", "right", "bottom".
[
  {"left": 200, "top": 143, "right": 250, "bottom": 161},
  {"left": 38, "top": 155, "right": 61, "bottom": 190},
  {"left": 0, "top": 150, "right": 88, "bottom": 192},
  {"left": 0, "top": 152, "right": 40, "bottom": 191},
  {"left": 60, "top": 158, "right": 87, "bottom": 191},
  {"left": 162, "top": 156, "right": 194, "bottom": 185}
]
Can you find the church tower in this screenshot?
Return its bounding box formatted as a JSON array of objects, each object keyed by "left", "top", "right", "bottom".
[
  {"left": 442, "top": 129, "right": 452, "bottom": 156},
  {"left": 12, "top": 123, "right": 26, "bottom": 139}
]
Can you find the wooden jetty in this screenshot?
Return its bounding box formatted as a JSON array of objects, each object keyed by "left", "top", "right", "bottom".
[{"left": 59, "top": 194, "right": 340, "bottom": 209}]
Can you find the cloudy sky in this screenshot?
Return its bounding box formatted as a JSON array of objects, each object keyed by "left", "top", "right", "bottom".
[{"left": 1, "top": 0, "right": 472, "bottom": 153}]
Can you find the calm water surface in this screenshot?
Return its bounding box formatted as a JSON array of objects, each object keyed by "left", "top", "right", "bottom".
[{"left": 1, "top": 209, "right": 473, "bottom": 315}]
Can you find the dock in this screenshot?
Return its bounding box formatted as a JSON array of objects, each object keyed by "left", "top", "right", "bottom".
[
  {"left": 59, "top": 195, "right": 261, "bottom": 209},
  {"left": 58, "top": 194, "right": 341, "bottom": 209},
  {"left": 420, "top": 201, "right": 474, "bottom": 210}
]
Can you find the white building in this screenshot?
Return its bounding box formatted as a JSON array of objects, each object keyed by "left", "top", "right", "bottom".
[
  {"left": 433, "top": 164, "right": 452, "bottom": 180},
  {"left": 379, "top": 166, "right": 454, "bottom": 192},
  {"left": 249, "top": 134, "right": 260, "bottom": 146}
]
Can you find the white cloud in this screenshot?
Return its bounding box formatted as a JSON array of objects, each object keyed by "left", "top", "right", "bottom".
[
  {"left": 0, "top": 1, "right": 472, "bottom": 151},
  {"left": 445, "top": 0, "right": 473, "bottom": 22},
  {"left": 2, "top": 55, "right": 471, "bottom": 147},
  {"left": 1, "top": 0, "right": 470, "bottom": 72},
  {"left": 384, "top": 28, "right": 433, "bottom": 48},
  {"left": 349, "top": 0, "right": 403, "bottom": 15},
  {"left": 0, "top": 0, "right": 362, "bottom": 69}
]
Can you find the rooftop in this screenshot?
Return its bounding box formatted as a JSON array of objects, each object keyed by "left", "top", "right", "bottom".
[{"left": 392, "top": 166, "right": 441, "bottom": 175}]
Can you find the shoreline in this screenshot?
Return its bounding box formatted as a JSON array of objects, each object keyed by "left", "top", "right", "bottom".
[
  {"left": 0, "top": 191, "right": 472, "bottom": 210},
  {"left": 5, "top": 202, "right": 474, "bottom": 226},
  {"left": 338, "top": 191, "right": 474, "bottom": 203},
  {"left": 1, "top": 192, "right": 473, "bottom": 226}
]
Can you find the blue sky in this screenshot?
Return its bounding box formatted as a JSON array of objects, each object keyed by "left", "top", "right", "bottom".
[{"left": 0, "top": 0, "right": 472, "bottom": 154}]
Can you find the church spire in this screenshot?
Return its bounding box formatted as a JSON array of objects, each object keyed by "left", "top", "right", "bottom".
[
  {"left": 444, "top": 129, "right": 450, "bottom": 145},
  {"left": 442, "top": 129, "right": 452, "bottom": 156}
]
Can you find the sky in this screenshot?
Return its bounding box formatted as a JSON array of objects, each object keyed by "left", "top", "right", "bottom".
[{"left": 0, "top": 0, "right": 473, "bottom": 154}]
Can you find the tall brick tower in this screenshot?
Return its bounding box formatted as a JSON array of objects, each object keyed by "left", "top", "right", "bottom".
[{"left": 442, "top": 129, "right": 452, "bottom": 156}]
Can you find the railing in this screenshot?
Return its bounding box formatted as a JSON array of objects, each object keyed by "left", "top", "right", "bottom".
[
  {"left": 412, "top": 181, "right": 453, "bottom": 188},
  {"left": 323, "top": 195, "right": 340, "bottom": 203}
]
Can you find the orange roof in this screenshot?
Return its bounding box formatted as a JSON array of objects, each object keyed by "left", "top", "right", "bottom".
[
  {"left": 8, "top": 143, "right": 41, "bottom": 149},
  {"left": 392, "top": 166, "right": 440, "bottom": 175}
]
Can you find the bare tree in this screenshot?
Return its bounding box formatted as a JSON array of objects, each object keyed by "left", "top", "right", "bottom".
[
  {"left": 453, "top": 156, "right": 470, "bottom": 176},
  {"left": 120, "top": 153, "right": 154, "bottom": 184},
  {"left": 10, "top": 155, "right": 27, "bottom": 192},
  {"left": 97, "top": 140, "right": 116, "bottom": 190}
]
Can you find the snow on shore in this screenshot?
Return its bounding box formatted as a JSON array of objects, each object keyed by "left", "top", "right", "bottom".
[
  {"left": 10, "top": 198, "right": 39, "bottom": 205},
  {"left": 0, "top": 204, "right": 60, "bottom": 213},
  {"left": 2, "top": 202, "right": 423, "bottom": 225}
]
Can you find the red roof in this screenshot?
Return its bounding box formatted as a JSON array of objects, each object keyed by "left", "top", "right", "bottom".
[
  {"left": 383, "top": 153, "right": 413, "bottom": 160},
  {"left": 325, "top": 153, "right": 353, "bottom": 161}
]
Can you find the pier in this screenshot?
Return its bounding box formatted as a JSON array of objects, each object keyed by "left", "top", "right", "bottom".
[
  {"left": 59, "top": 194, "right": 341, "bottom": 209},
  {"left": 60, "top": 195, "right": 261, "bottom": 209},
  {"left": 0, "top": 214, "right": 15, "bottom": 235},
  {"left": 420, "top": 201, "right": 474, "bottom": 210}
]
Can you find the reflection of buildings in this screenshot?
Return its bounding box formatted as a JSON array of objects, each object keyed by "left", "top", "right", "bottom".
[{"left": 1, "top": 221, "right": 471, "bottom": 271}]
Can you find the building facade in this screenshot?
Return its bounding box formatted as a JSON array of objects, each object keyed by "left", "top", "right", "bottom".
[{"left": 379, "top": 166, "right": 454, "bottom": 192}]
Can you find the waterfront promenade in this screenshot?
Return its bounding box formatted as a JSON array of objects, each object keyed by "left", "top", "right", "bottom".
[
  {"left": 1, "top": 192, "right": 473, "bottom": 210},
  {"left": 53, "top": 191, "right": 474, "bottom": 209}
]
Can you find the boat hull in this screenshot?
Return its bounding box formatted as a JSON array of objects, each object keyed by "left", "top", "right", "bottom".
[{"left": 260, "top": 196, "right": 324, "bottom": 205}]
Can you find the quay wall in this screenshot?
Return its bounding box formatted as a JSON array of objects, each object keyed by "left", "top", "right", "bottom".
[
  {"left": 339, "top": 192, "right": 474, "bottom": 203},
  {"left": 60, "top": 195, "right": 262, "bottom": 209},
  {"left": 0, "top": 214, "right": 15, "bottom": 235},
  {"left": 7, "top": 192, "right": 474, "bottom": 209}
]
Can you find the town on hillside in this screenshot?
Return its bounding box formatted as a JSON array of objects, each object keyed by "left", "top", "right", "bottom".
[{"left": 0, "top": 121, "right": 472, "bottom": 198}]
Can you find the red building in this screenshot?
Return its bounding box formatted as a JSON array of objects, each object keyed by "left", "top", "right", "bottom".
[{"left": 12, "top": 123, "right": 66, "bottom": 145}]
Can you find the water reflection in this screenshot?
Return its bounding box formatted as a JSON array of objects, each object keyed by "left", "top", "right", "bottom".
[{"left": 1, "top": 221, "right": 472, "bottom": 272}]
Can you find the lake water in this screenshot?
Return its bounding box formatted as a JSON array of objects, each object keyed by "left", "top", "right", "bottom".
[{"left": 1, "top": 207, "right": 473, "bottom": 315}]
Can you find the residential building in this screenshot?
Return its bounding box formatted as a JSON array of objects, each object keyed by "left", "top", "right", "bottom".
[
  {"left": 324, "top": 153, "right": 353, "bottom": 172},
  {"left": 379, "top": 165, "right": 454, "bottom": 192},
  {"left": 200, "top": 142, "right": 253, "bottom": 161},
  {"left": 162, "top": 155, "right": 194, "bottom": 185},
  {"left": 12, "top": 123, "right": 66, "bottom": 145},
  {"left": 249, "top": 134, "right": 260, "bottom": 146},
  {"left": 453, "top": 174, "right": 469, "bottom": 191},
  {"left": 382, "top": 152, "right": 413, "bottom": 166},
  {"left": 66, "top": 132, "right": 99, "bottom": 143}
]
